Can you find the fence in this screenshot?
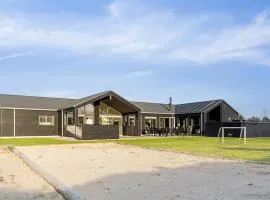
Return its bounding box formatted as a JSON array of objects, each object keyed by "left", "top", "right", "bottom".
[
  {"left": 81, "top": 124, "right": 119, "bottom": 140},
  {"left": 205, "top": 122, "right": 270, "bottom": 138}
]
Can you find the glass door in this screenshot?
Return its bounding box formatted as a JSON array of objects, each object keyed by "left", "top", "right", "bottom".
[{"left": 109, "top": 117, "right": 123, "bottom": 136}]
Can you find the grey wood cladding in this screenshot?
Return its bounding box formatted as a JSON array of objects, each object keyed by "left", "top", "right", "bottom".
[{"left": 0, "top": 108, "right": 58, "bottom": 137}]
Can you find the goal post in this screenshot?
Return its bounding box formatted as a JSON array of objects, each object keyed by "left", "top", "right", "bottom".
[{"left": 218, "top": 127, "right": 247, "bottom": 144}]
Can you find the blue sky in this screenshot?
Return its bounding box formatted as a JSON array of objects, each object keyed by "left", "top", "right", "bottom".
[{"left": 0, "top": 0, "right": 270, "bottom": 118}]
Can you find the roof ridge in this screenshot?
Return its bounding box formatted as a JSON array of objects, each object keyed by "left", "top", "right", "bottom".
[
  {"left": 77, "top": 90, "right": 112, "bottom": 100},
  {"left": 176, "top": 99, "right": 223, "bottom": 105},
  {"left": 131, "top": 101, "right": 172, "bottom": 105},
  {"left": 199, "top": 99, "right": 223, "bottom": 112}
]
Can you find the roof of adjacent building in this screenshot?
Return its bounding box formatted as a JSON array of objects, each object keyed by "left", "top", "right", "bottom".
[
  {"left": 131, "top": 101, "right": 175, "bottom": 114},
  {"left": 175, "top": 100, "right": 223, "bottom": 114}
]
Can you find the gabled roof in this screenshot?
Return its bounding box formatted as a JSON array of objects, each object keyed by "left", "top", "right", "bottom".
[
  {"left": 0, "top": 94, "right": 76, "bottom": 110},
  {"left": 60, "top": 90, "right": 111, "bottom": 109},
  {"left": 0, "top": 91, "right": 238, "bottom": 115},
  {"left": 61, "top": 90, "right": 141, "bottom": 112},
  {"left": 175, "top": 99, "right": 223, "bottom": 114},
  {"left": 131, "top": 101, "right": 175, "bottom": 114},
  {"left": 0, "top": 90, "right": 141, "bottom": 111}
]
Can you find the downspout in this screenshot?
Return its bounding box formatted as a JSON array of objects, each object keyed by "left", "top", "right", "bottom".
[
  {"left": 200, "top": 112, "right": 204, "bottom": 136},
  {"left": 169, "top": 97, "right": 172, "bottom": 111},
  {"left": 84, "top": 105, "right": 86, "bottom": 124},
  {"left": 74, "top": 106, "right": 77, "bottom": 137},
  {"left": 0, "top": 106, "right": 2, "bottom": 137},
  {"left": 106, "top": 105, "right": 109, "bottom": 125},
  {"left": 14, "top": 108, "right": 16, "bottom": 137},
  {"left": 61, "top": 109, "right": 64, "bottom": 138}
]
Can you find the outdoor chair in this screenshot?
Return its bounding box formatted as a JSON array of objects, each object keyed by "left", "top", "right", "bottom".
[
  {"left": 159, "top": 128, "right": 164, "bottom": 136},
  {"left": 171, "top": 128, "right": 176, "bottom": 136},
  {"left": 174, "top": 127, "right": 180, "bottom": 136},
  {"left": 165, "top": 128, "right": 169, "bottom": 137},
  {"left": 149, "top": 128, "right": 155, "bottom": 136},
  {"left": 195, "top": 128, "right": 200, "bottom": 135},
  {"left": 142, "top": 128, "right": 147, "bottom": 135},
  {"left": 153, "top": 128, "right": 159, "bottom": 136},
  {"left": 157, "top": 128, "right": 162, "bottom": 136}
]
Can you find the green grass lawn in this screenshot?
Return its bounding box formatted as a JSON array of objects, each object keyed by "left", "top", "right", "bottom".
[
  {"left": 1, "top": 136, "right": 269, "bottom": 164},
  {"left": 117, "top": 137, "right": 270, "bottom": 163}
]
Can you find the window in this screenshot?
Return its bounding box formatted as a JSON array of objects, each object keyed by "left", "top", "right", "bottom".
[
  {"left": 145, "top": 117, "right": 156, "bottom": 128},
  {"left": 159, "top": 118, "right": 165, "bottom": 128},
  {"left": 85, "top": 117, "right": 94, "bottom": 125},
  {"left": 159, "top": 117, "right": 175, "bottom": 128},
  {"left": 78, "top": 116, "right": 84, "bottom": 125},
  {"left": 77, "top": 104, "right": 94, "bottom": 125},
  {"left": 39, "top": 115, "right": 54, "bottom": 126},
  {"left": 129, "top": 116, "right": 136, "bottom": 126}
]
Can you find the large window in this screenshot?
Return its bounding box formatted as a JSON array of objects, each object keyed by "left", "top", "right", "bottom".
[
  {"left": 145, "top": 117, "right": 156, "bottom": 128},
  {"left": 78, "top": 104, "right": 94, "bottom": 116},
  {"left": 39, "top": 115, "right": 54, "bottom": 126},
  {"left": 124, "top": 115, "right": 136, "bottom": 126},
  {"left": 129, "top": 115, "right": 136, "bottom": 126},
  {"left": 99, "top": 102, "right": 122, "bottom": 125},
  {"left": 159, "top": 117, "right": 175, "bottom": 128},
  {"left": 77, "top": 104, "right": 94, "bottom": 125}
]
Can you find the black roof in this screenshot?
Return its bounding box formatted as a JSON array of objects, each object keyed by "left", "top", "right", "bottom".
[
  {"left": 131, "top": 100, "right": 228, "bottom": 114},
  {"left": 60, "top": 90, "right": 111, "bottom": 109},
  {"left": 0, "top": 91, "right": 237, "bottom": 115},
  {"left": 0, "top": 90, "right": 140, "bottom": 111},
  {"left": 175, "top": 99, "right": 223, "bottom": 114},
  {"left": 0, "top": 91, "right": 111, "bottom": 110},
  {"left": 61, "top": 90, "right": 141, "bottom": 111},
  {"left": 131, "top": 101, "right": 175, "bottom": 114},
  {"left": 0, "top": 94, "right": 77, "bottom": 110}
]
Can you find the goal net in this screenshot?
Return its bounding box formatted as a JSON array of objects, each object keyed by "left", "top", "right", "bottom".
[{"left": 218, "top": 127, "right": 247, "bottom": 144}]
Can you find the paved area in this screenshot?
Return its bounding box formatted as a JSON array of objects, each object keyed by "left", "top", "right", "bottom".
[
  {"left": 18, "top": 143, "right": 270, "bottom": 200},
  {"left": 0, "top": 147, "right": 64, "bottom": 200}
]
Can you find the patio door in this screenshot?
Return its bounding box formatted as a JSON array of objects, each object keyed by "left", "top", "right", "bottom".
[
  {"left": 165, "top": 118, "right": 170, "bottom": 128},
  {"left": 159, "top": 117, "right": 175, "bottom": 128},
  {"left": 99, "top": 102, "right": 123, "bottom": 136},
  {"left": 111, "top": 117, "right": 123, "bottom": 136}
]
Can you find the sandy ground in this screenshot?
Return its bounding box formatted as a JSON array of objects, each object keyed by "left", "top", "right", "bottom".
[
  {"left": 18, "top": 143, "right": 270, "bottom": 200},
  {"left": 0, "top": 147, "right": 64, "bottom": 200}
]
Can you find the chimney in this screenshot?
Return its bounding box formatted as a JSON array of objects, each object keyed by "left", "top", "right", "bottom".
[{"left": 169, "top": 97, "right": 172, "bottom": 111}]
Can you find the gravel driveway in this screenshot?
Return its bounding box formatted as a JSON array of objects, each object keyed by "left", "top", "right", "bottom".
[
  {"left": 18, "top": 143, "right": 270, "bottom": 200},
  {"left": 0, "top": 147, "right": 63, "bottom": 200}
]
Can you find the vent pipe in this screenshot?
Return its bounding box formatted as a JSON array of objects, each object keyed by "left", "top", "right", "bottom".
[{"left": 169, "top": 97, "right": 172, "bottom": 111}]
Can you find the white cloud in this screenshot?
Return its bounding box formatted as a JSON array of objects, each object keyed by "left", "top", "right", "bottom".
[
  {"left": 0, "top": 0, "right": 269, "bottom": 65},
  {"left": 0, "top": 51, "right": 33, "bottom": 61},
  {"left": 127, "top": 70, "right": 153, "bottom": 77}
]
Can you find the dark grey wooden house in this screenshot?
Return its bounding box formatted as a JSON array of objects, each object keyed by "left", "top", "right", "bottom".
[{"left": 0, "top": 90, "right": 239, "bottom": 139}]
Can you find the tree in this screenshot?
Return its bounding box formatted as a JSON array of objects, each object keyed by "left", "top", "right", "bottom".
[
  {"left": 237, "top": 114, "right": 245, "bottom": 121},
  {"left": 262, "top": 116, "right": 270, "bottom": 122},
  {"left": 246, "top": 116, "right": 261, "bottom": 122}
]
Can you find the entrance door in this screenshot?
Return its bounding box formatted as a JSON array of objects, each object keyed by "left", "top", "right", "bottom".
[{"left": 165, "top": 118, "right": 170, "bottom": 128}]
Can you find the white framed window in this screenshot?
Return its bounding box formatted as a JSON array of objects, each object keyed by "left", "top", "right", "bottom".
[
  {"left": 159, "top": 117, "right": 175, "bottom": 128},
  {"left": 85, "top": 116, "right": 94, "bottom": 125},
  {"left": 39, "top": 115, "right": 55, "bottom": 126},
  {"left": 145, "top": 116, "right": 157, "bottom": 128},
  {"left": 128, "top": 115, "right": 136, "bottom": 126}
]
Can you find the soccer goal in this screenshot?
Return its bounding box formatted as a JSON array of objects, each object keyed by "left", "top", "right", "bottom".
[{"left": 218, "top": 127, "right": 247, "bottom": 144}]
